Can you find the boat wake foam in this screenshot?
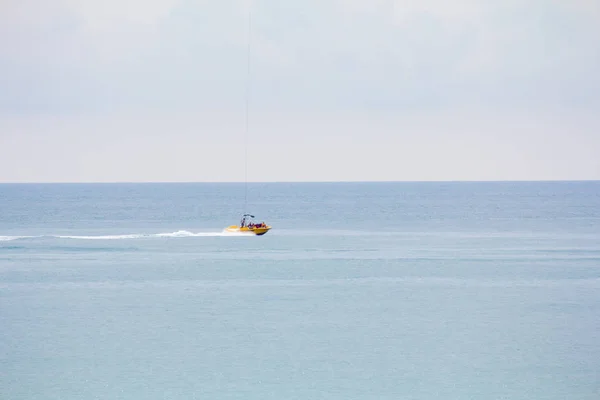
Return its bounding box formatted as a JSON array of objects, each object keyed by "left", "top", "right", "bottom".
[
  {"left": 0, "top": 235, "right": 39, "bottom": 242},
  {"left": 0, "top": 230, "right": 251, "bottom": 241}
]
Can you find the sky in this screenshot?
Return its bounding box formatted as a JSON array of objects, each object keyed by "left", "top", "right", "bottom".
[{"left": 0, "top": 0, "right": 599, "bottom": 182}]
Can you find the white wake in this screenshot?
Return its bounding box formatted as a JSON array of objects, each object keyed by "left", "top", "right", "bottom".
[
  {"left": 0, "top": 230, "right": 253, "bottom": 241},
  {"left": 1, "top": 235, "right": 39, "bottom": 242}
]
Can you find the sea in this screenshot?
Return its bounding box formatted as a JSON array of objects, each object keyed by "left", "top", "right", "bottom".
[{"left": 1, "top": 181, "right": 599, "bottom": 400}]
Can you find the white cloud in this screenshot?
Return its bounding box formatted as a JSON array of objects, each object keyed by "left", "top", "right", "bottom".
[
  {"left": 1, "top": 0, "right": 599, "bottom": 115},
  {"left": 2, "top": 109, "right": 598, "bottom": 182},
  {"left": 1, "top": 0, "right": 598, "bottom": 182},
  {"left": 63, "top": 0, "right": 182, "bottom": 31},
  {"left": 561, "top": 0, "right": 600, "bottom": 18},
  {"left": 391, "top": 0, "right": 488, "bottom": 23}
]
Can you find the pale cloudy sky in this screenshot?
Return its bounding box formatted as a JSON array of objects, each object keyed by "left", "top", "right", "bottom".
[{"left": 0, "top": 0, "right": 599, "bottom": 182}]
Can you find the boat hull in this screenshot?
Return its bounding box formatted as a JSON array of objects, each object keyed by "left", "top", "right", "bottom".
[{"left": 225, "top": 225, "right": 271, "bottom": 236}]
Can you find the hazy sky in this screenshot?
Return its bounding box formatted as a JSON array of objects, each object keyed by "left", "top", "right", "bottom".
[{"left": 1, "top": 0, "right": 599, "bottom": 182}]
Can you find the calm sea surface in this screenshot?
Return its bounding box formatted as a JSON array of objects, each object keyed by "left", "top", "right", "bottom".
[{"left": 1, "top": 182, "right": 599, "bottom": 399}]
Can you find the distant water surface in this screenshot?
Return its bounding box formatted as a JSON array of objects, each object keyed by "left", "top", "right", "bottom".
[{"left": 1, "top": 181, "right": 599, "bottom": 399}]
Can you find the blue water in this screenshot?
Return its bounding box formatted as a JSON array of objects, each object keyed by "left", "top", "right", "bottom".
[{"left": 1, "top": 181, "right": 599, "bottom": 399}]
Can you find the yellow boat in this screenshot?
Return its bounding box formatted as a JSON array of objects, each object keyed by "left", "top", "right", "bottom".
[{"left": 226, "top": 214, "right": 271, "bottom": 236}]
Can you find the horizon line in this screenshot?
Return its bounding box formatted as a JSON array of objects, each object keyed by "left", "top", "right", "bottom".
[{"left": 1, "top": 179, "right": 599, "bottom": 185}]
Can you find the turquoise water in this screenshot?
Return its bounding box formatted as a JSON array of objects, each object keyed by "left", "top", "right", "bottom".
[{"left": 1, "top": 182, "right": 599, "bottom": 399}]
